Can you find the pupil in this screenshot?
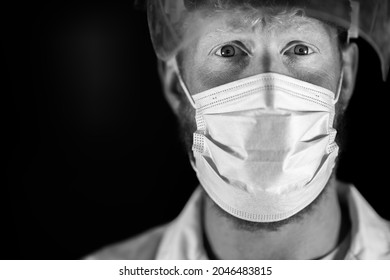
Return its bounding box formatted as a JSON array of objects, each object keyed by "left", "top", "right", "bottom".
[
  {"left": 294, "top": 45, "right": 308, "bottom": 55},
  {"left": 221, "top": 45, "right": 235, "bottom": 57}
]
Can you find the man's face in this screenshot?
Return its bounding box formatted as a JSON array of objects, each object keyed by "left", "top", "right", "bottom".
[
  {"left": 176, "top": 6, "right": 346, "bottom": 158},
  {"left": 171, "top": 6, "right": 352, "bottom": 229},
  {"left": 179, "top": 7, "right": 343, "bottom": 96}
]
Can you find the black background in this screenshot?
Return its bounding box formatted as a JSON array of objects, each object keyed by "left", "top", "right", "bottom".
[{"left": 3, "top": 1, "right": 389, "bottom": 259}]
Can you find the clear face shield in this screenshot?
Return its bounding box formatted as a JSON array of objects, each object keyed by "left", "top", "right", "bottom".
[
  {"left": 147, "top": 0, "right": 390, "bottom": 81},
  {"left": 144, "top": 0, "right": 389, "bottom": 223}
]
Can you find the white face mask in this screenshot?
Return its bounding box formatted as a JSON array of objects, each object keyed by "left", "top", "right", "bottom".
[{"left": 181, "top": 71, "right": 342, "bottom": 223}]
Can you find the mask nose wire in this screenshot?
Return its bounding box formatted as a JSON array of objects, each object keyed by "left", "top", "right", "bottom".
[{"left": 169, "top": 58, "right": 196, "bottom": 109}]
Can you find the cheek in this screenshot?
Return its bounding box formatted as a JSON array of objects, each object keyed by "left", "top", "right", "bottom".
[
  {"left": 287, "top": 42, "right": 342, "bottom": 92},
  {"left": 307, "top": 54, "right": 342, "bottom": 93},
  {"left": 192, "top": 65, "right": 244, "bottom": 93},
  {"left": 291, "top": 58, "right": 341, "bottom": 93},
  {"left": 183, "top": 50, "right": 250, "bottom": 94}
]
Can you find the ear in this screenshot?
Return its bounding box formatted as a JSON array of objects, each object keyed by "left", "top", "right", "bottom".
[
  {"left": 157, "top": 59, "right": 181, "bottom": 116},
  {"left": 340, "top": 42, "right": 359, "bottom": 105}
]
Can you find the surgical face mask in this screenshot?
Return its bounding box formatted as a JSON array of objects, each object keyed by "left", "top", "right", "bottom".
[{"left": 174, "top": 64, "right": 342, "bottom": 222}]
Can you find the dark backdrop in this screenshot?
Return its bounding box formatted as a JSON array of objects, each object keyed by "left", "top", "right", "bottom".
[{"left": 3, "top": 1, "right": 389, "bottom": 259}]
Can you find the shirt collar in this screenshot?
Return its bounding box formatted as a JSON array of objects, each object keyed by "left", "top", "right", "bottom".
[
  {"left": 341, "top": 184, "right": 390, "bottom": 259},
  {"left": 155, "top": 187, "right": 208, "bottom": 259}
]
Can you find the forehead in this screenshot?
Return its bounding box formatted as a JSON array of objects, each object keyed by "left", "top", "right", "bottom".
[{"left": 182, "top": 6, "right": 335, "bottom": 43}]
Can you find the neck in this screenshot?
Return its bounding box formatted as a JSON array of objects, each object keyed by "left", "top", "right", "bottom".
[{"left": 203, "top": 177, "right": 346, "bottom": 259}]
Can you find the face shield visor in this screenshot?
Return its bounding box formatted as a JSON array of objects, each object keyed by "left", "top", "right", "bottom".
[{"left": 147, "top": 0, "right": 390, "bottom": 80}]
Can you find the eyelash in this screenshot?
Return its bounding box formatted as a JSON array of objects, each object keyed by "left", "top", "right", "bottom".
[
  {"left": 285, "top": 43, "right": 315, "bottom": 56},
  {"left": 214, "top": 42, "right": 248, "bottom": 57}
]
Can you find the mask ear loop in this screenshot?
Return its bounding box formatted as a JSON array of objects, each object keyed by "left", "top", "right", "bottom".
[
  {"left": 168, "top": 59, "right": 199, "bottom": 172},
  {"left": 167, "top": 58, "right": 198, "bottom": 169},
  {"left": 167, "top": 58, "right": 196, "bottom": 109},
  {"left": 333, "top": 70, "right": 344, "bottom": 104}
]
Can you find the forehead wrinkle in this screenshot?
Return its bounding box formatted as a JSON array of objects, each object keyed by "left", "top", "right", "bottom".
[
  {"left": 213, "top": 8, "right": 324, "bottom": 36},
  {"left": 188, "top": 6, "right": 327, "bottom": 40}
]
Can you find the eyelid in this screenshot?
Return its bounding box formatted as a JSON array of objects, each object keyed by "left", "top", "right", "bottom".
[
  {"left": 281, "top": 41, "right": 320, "bottom": 55},
  {"left": 210, "top": 41, "right": 252, "bottom": 56}
]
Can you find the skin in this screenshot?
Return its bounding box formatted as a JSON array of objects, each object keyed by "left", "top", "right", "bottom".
[{"left": 160, "top": 7, "right": 359, "bottom": 259}]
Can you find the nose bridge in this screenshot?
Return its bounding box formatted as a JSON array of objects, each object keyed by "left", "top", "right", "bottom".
[
  {"left": 253, "top": 49, "right": 279, "bottom": 108},
  {"left": 260, "top": 50, "right": 272, "bottom": 73},
  {"left": 247, "top": 46, "right": 283, "bottom": 76},
  {"left": 242, "top": 38, "right": 287, "bottom": 108}
]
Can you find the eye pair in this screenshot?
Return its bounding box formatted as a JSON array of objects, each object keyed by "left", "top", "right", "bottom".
[{"left": 216, "top": 43, "right": 314, "bottom": 57}]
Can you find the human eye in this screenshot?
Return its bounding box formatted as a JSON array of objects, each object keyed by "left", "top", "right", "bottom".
[
  {"left": 283, "top": 42, "right": 317, "bottom": 56},
  {"left": 213, "top": 42, "right": 248, "bottom": 58}
]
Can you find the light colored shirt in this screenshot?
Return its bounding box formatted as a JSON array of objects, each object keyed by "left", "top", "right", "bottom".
[{"left": 86, "top": 183, "right": 390, "bottom": 260}]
